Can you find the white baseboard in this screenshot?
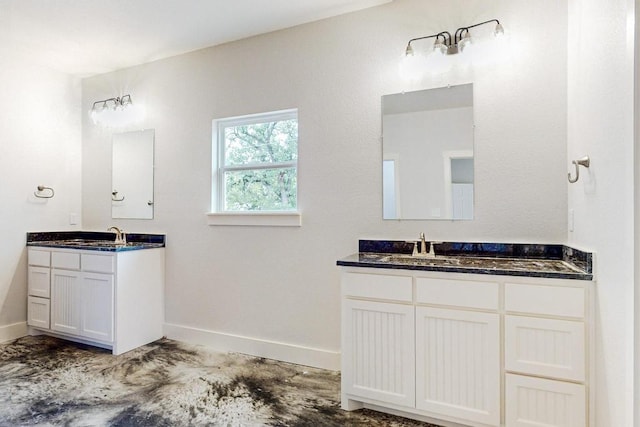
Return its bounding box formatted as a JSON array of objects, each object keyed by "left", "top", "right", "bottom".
[
  {"left": 164, "top": 323, "right": 340, "bottom": 371},
  {"left": 0, "top": 322, "right": 28, "bottom": 343}
]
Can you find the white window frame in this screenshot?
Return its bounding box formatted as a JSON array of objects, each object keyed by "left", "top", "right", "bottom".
[{"left": 207, "top": 109, "right": 301, "bottom": 227}]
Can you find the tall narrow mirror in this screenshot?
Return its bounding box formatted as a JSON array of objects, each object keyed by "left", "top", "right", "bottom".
[
  {"left": 112, "top": 129, "right": 154, "bottom": 219},
  {"left": 382, "top": 84, "right": 474, "bottom": 220}
]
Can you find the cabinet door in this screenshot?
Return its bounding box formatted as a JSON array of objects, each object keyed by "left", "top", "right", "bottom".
[
  {"left": 28, "top": 266, "right": 50, "bottom": 298},
  {"left": 415, "top": 307, "right": 500, "bottom": 426},
  {"left": 51, "top": 269, "right": 82, "bottom": 335},
  {"left": 342, "top": 299, "right": 415, "bottom": 407},
  {"left": 27, "top": 296, "right": 50, "bottom": 329},
  {"left": 81, "top": 273, "right": 114, "bottom": 342},
  {"left": 506, "top": 374, "right": 586, "bottom": 427}
]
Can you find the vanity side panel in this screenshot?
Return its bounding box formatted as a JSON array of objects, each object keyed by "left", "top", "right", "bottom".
[{"left": 114, "top": 248, "right": 165, "bottom": 355}]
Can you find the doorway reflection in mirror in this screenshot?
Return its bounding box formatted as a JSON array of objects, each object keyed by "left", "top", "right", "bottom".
[{"left": 382, "top": 84, "right": 474, "bottom": 220}]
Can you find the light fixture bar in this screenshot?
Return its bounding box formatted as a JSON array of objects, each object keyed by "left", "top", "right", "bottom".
[
  {"left": 91, "top": 94, "right": 133, "bottom": 111},
  {"left": 405, "top": 19, "right": 503, "bottom": 56},
  {"left": 89, "top": 94, "right": 144, "bottom": 127}
]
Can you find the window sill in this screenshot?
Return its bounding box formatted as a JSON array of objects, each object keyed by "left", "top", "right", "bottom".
[{"left": 206, "top": 211, "right": 302, "bottom": 227}]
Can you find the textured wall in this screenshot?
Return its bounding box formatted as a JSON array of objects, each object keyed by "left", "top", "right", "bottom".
[
  {"left": 81, "top": 0, "right": 568, "bottom": 360},
  {"left": 0, "top": 48, "right": 82, "bottom": 335},
  {"left": 567, "top": 0, "right": 635, "bottom": 425}
]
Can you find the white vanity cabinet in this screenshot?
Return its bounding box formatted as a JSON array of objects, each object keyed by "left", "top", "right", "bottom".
[
  {"left": 27, "top": 246, "right": 164, "bottom": 355},
  {"left": 340, "top": 267, "right": 593, "bottom": 427}
]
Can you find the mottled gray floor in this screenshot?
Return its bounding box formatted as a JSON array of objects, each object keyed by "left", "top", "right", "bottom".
[{"left": 0, "top": 336, "right": 439, "bottom": 426}]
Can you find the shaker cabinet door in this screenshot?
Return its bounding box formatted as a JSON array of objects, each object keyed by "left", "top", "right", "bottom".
[
  {"left": 81, "top": 273, "right": 114, "bottom": 342},
  {"left": 415, "top": 307, "right": 500, "bottom": 426},
  {"left": 50, "top": 269, "right": 82, "bottom": 335},
  {"left": 342, "top": 299, "right": 415, "bottom": 407}
]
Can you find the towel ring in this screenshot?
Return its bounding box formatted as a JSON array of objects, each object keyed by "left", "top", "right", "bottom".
[
  {"left": 568, "top": 156, "right": 590, "bottom": 183},
  {"left": 112, "top": 190, "right": 125, "bottom": 202},
  {"left": 34, "top": 185, "right": 55, "bottom": 199}
]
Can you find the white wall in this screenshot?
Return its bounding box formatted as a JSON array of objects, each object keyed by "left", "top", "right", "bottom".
[
  {"left": 81, "top": 0, "right": 568, "bottom": 368},
  {"left": 0, "top": 47, "right": 82, "bottom": 341},
  {"left": 636, "top": 1, "right": 640, "bottom": 424},
  {"left": 567, "top": 0, "right": 635, "bottom": 426}
]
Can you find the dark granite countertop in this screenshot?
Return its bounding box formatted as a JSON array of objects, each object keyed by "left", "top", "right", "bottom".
[
  {"left": 337, "top": 240, "right": 593, "bottom": 281},
  {"left": 27, "top": 231, "right": 165, "bottom": 252}
]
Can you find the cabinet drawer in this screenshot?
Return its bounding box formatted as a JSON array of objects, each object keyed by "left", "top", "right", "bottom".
[
  {"left": 82, "top": 254, "right": 115, "bottom": 273},
  {"left": 28, "top": 266, "right": 50, "bottom": 298},
  {"left": 28, "top": 249, "right": 50, "bottom": 267},
  {"left": 416, "top": 277, "right": 499, "bottom": 310},
  {"left": 505, "top": 315, "right": 585, "bottom": 381},
  {"left": 28, "top": 296, "right": 50, "bottom": 329},
  {"left": 505, "top": 374, "right": 586, "bottom": 427},
  {"left": 51, "top": 252, "right": 80, "bottom": 270},
  {"left": 342, "top": 272, "right": 412, "bottom": 302},
  {"left": 505, "top": 283, "right": 585, "bottom": 318}
]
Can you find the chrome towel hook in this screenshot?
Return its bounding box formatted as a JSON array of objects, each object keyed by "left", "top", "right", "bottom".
[
  {"left": 34, "top": 185, "right": 55, "bottom": 199},
  {"left": 568, "top": 156, "right": 590, "bottom": 183}
]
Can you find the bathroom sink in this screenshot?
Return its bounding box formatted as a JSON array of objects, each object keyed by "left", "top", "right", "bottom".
[
  {"left": 47, "top": 239, "right": 132, "bottom": 248},
  {"left": 381, "top": 254, "right": 461, "bottom": 266},
  {"left": 83, "top": 241, "right": 127, "bottom": 247}
]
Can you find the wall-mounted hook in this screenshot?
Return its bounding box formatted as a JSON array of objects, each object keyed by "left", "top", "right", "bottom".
[
  {"left": 34, "top": 185, "right": 55, "bottom": 199},
  {"left": 112, "top": 190, "right": 125, "bottom": 202},
  {"left": 568, "top": 156, "right": 590, "bottom": 183}
]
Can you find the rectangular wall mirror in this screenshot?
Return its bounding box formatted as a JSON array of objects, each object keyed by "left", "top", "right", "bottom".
[
  {"left": 382, "top": 83, "right": 474, "bottom": 220},
  {"left": 112, "top": 129, "right": 155, "bottom": 219}
]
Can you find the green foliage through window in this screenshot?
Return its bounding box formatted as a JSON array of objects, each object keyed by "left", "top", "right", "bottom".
[{"left": 215, "top": 110, "right": 298, "bottom": 212}]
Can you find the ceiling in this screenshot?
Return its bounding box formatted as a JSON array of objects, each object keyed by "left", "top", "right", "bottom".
[{"left": 0, "top": 0, "right": 391, "bottom": 77}]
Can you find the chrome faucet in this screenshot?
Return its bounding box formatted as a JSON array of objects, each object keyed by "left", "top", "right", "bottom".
[{"left": 108, "top": 226, "right": 126, "bottom": 244}]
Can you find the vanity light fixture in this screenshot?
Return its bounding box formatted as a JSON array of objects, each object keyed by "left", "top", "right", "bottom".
[
  {"left": 404, "top": 19, "right": 504, "bottom": 58},
  {"left": 89, "top": 94, "right": 144, "bottom": 127}
]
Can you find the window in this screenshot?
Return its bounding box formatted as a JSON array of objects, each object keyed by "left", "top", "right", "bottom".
[{"left": 209, "top": 109, "right": 300, "bottom": 226}]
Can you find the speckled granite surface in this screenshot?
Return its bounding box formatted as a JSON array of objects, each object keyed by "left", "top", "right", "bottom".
[
  {"left": 337, "top": 240, "right": 593, "bottom": 280},
  {"left": 26, "top": 231, "right": 165, "bottom": 252},
  {"left": 0, "top": 336, "right": 437, "bottom": 427}
]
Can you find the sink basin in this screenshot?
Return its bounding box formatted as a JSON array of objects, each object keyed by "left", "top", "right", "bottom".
[
  {"left": 81, "top": 240, "right": 126, "bottom": 246},
  {"left": 381, "top": 254, "right": 461, "bottom": 266},
  {"left": 53, "top": 239, "right": 130, "bottom": 247}
]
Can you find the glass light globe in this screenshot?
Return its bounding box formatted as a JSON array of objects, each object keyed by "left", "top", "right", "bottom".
[
  {"left": 433, "top": 40, "right": 448, "bottom": 56},
  {"left": 399, "top": 52, "right": 427, "bottom": 81},
  {"left": 459, "top": 33, "right": 473, "bottom": 53}
]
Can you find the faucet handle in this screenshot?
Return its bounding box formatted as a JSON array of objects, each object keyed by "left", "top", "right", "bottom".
[{"left": 428, "top": 241, "right": 442, "bottom": 257}]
